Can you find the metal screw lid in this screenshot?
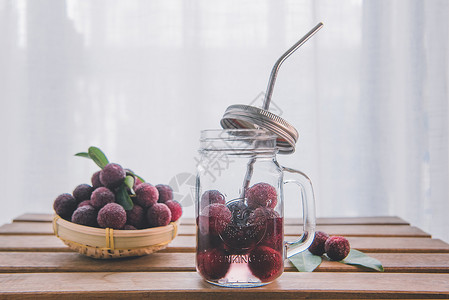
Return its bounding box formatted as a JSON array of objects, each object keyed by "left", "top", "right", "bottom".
[{"left": 220, "top": 104, "right": 299, "bottom": 154}]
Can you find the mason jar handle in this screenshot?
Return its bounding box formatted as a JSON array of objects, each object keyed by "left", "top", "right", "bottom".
[{"left": 282, "top": 166, "right": 316, "bottom": 258}]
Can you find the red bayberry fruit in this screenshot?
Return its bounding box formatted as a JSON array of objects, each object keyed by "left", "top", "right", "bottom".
[
  {"left": 200, "top": 190, "right": 226, "bottom": 210},
  {"left": 165, "top": 200, "right": 182, "bottom": 222},
  {"left": 260, "top": 215, "right": 283, "bottom": 252},
  {"left": 53, "top": 193, "right": 78, "bottom": 220},
  {"left": 91, "top": 171, "right": 104, "bottom": 189},
  {"left": 78, "top": 200, "right": 92, "bottom": 208},
  {"left": 197, "top": 248, "right": 230, "bottom": 280},
  {"left": 146, "top": 203, "right": 172, "bottom": 227},
  {"left": 199, "top": 203, "right": 232, "bottom": 236},
  {"left": 71, "top": 205, "right": 98, "bottom": 227},
  {"left": 246, "top": 182, "right": 277, "bottom": 209},
  {"left": 97, "top": 203, "right": 126, "bottom": 229},
  {"left": 156, "top": 184, "right": 173, "bottom": 203},
  {"left": 135, "top": 183, "right": 159, "bottom": 208},
  {"left": 248, "top": 245, "right": 283, "bottom": 282},
  {"left": 133, "top": 177, "right": 143, "bottom": 190},
  {"left": 325, "top": 236, "right": 350, "bottom": 261},
  {"left": 309, "top": 231, "right": 330, "bottom": 256},
  {"left": 72, "top": 184, "right": 94, "bottom": 202},
  {"left": 90, "top": 187, "right": 115, "bottom": 209},
  {"left": 126, "top": 204, "right": 146, "bottom": 229},
  {"left": 100, "top": 163, "right": 126, "bottom": 189}
]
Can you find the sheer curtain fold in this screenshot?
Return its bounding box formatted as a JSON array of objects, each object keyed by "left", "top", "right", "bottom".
[{"left": 0, "top": 0, "right": 447, "bottom": 242}]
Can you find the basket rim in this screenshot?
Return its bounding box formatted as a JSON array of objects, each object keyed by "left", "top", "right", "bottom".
[{"left": 53, "top": 214, "right": 180, "bottom": 237}]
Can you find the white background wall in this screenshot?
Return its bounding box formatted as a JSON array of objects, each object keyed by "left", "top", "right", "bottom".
[{"left": 1, "top": 0, "right": 448, "bottom": 242}]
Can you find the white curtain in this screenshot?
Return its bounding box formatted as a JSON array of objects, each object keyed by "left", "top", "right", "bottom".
[{"left": 1, "top": 0, "right": 448, "bottom": 242}]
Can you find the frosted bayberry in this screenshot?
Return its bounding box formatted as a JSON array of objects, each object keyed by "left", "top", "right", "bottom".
[
  {"left": 325, "top": 236, "right": 350, "bottom": 261},
  {"left": 309, "top": 231, "right": 330, "bottom": 256}
]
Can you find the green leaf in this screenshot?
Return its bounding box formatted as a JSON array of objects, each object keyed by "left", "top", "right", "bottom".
[
  {"left": 340, "top": 249, "right": 384, "bottom": 272},
  {"left": 124, "top": 175, "right": 135, "bottom": 195},
  {"left": 115, "top": 184, "right": 134, "bottom": 211},
  {"left": 126, "top": 170, "right": 145, "bottom": 183},
  {"left": 74, "top": 152, "right": 90, "bottom": 158},
  {"left": 88, "top": 146, "right": 109, "bottom": 169},
  {"left": 289, "top": 250, "right": 322, "bottom": 272}
]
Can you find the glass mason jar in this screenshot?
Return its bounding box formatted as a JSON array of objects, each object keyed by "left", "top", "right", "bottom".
[{"left": 195, "top": 129, "right": 316, "bottom": 287}]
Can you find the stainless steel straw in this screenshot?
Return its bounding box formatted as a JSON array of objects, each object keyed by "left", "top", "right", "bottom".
[
  {"left": 221, "top": 22, "right": 324, "bottom": 154},
  {"left": 220, "top": 22, "right": 324, "bottom": 198}
]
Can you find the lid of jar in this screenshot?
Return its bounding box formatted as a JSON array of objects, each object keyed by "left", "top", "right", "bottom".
[{"left": 220, "top": 104, "right": 299, "bottom": 154}]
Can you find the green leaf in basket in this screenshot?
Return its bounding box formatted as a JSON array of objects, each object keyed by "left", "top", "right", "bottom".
[
  {"left": 340, "top": 249, "right": 384, "bottom": 272},
  {"left": 289, "top": 250, "right": 322, "bottom": 272},
  {"left": 88, "top": 146, "right": 109, "bottom": 169},
  {"left": 126, "top": 169, "right": 145, "bottom": 184},
  {"left": 115, "top": 184, "right": 134, "bottom": 211},
  {"left": 124, "top": 175, "right": 135, "bottom": 195},
  {"left": 74, "top": 152, "right": 90, "bottom": 159}
]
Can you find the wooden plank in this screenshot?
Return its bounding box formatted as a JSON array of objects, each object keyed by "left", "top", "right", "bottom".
[
  {"left": 0, "top": 222, "right": 430, "bottom": 238},
  {"left": 0, "top": 252, "right": 448, "bottom": 274},
  {"left": 13, "top": 214, "right": 54, "bottom": 223},
  {"left": 0, "top": 272, "right": 448, "bottom": 299},
  {"left": 13, "top": 214, "right": 410, "bottom": 226},
  {"left": 0, "top": 235, "right": 448, "bottom": 253}
]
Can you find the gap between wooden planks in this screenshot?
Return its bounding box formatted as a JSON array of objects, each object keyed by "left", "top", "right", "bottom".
[{"left": 0, "top": 252, "right": 448, "bottom": 273}]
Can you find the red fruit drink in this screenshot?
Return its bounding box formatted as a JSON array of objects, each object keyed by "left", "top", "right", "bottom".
[{"left": 196, "top": 198, "right": 284, "bottom": 287}]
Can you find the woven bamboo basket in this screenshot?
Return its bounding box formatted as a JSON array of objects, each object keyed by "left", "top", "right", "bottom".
[{"left": 53, "top": 215, "right": 179, "bottom": 259}]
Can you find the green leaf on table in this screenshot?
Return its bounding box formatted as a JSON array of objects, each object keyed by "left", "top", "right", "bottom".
[
  {"left": 340, "top": 249, "right": 384, "bottom": 272},
  {"left": 289, "top": 250, "right": 322, "bottom": 272},
  {"left": 74, "top": 152, "right": 90, "bottom": 159},
  {"left": 88, "top": 146, "right": 109, "bottom": 169},
  {"left": 115, "top": 184, "right": 134, "bottom": 211},
  {"left": 124, "top": 175, "right": 135, "bottom": 195}
]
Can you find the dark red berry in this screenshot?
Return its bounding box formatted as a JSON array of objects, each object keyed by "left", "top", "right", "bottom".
[
  {"left": 197, "top": 248, "right": 230, "bottom": 280},
  {"left": 309, "top": 231, "right": 330, "bottom": 256},
  {"left": 325, "top": 236, "right": 350, "bottom": 261},
  {"left": 246, "top": 183, "right": 277, "bottom": 209},
  {"left": 72, "top": 184, "right": 94, "bottom": 202},
  {"left": 90, "top": 187, "right": 115, "bottom": 209},
  {"left": 200, "top": 190, "right": 225, "bottom": 210},
  {"left": 135, "top": 183, "right": 159, "bottom": 208},
  {"left": 199, "top": 203, "right": 231, "bottom": 236},
  {"left": 156, "top": 184, "right": 173, "bottom": 203},
  {"left": 133, "top": 177, "right": 143, "bottom": 189},
  {"left": 53, "top": 193, "right": 78, "bottom": 220},
  {"left": 100, "top": 163, "right": 126, "bottom": 189},
  {"left": 91, "top": 171, "right": 104, "bottom": 189},
  {"left": 71, "top": 205, "right": 98, "bottom": 227},
  {"left": 146, "top": 203, "right": 171, "bottom": 227},
  {"left": 248, "top": 245, "right": 283, "bottom": 282},
  {"left": 165, "top": 200, "right": 182, "bottom": 222},
  {"left": 78, "top": 200, "right": 92, "bottom": 208},
  {"left": 97, "top": 203, "right": 126, "bottom": 229},
  {"left": 126, "top": 204, "right": 146, "bottom": 229}
]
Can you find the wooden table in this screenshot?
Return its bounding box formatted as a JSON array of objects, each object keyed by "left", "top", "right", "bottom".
[{"left": 0, "top": 214, "right": 448, "bottom": 299}]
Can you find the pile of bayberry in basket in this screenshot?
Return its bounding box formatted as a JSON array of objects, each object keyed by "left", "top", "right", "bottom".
[{"left": 53, "top": 147, "right": 182, "bottom": 230}]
